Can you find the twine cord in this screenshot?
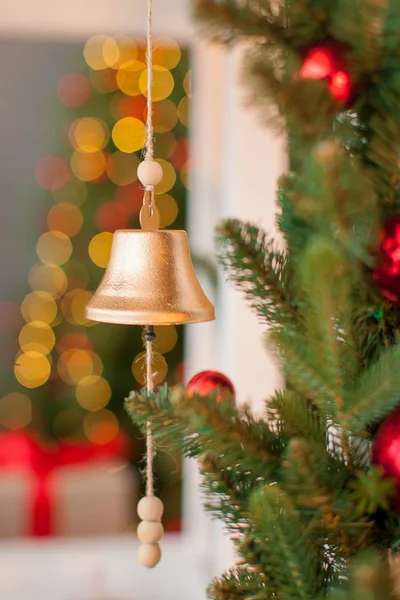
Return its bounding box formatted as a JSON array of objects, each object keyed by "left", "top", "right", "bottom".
[
  {"left": 145, "top": 337, "right": 155, "bottom": 497},
  {"left": 145, "top": 0, "right": 154, "bottom": 163}
]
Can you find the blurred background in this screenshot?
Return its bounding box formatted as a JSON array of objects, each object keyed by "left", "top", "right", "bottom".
[{"left": 0, "top": 1, "right": 284, "bottom": 598}]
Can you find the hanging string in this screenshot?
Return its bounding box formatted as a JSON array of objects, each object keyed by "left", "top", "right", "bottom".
[
  {"left": 145, "top": 0, "right": 154, "bottom": 162},
  {"left": 145, "top": 335, "right": 155, "bottom": 497}
]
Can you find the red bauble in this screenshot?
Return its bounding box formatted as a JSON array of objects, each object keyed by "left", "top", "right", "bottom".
[
  {"left": 374, "top": 215, "right": 400, "bottom": 302},
  {"left": 187, "top": 371, "right": 235, "bottom": 403},
  {"left": 372, "top": 406, "right": 400, "bottom": 512},
  {"left": 298, "top": 44, "right": 353, "bottom": 103}
]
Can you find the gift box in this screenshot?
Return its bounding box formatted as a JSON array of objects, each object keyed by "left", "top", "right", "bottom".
[{"left": 0, "top": 431, "right": 137, "bottom": 537}]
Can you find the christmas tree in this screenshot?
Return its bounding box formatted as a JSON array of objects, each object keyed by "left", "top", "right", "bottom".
[{"left": 127, "top": 0, "right": 400, "bottom": 597}]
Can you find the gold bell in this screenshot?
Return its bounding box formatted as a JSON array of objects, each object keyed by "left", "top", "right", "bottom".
[{"left": 85, "top": 229, "right": 215, "bottom": 326}]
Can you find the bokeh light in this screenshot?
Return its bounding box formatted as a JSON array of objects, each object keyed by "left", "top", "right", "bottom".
[
  {"left": 112, "top": 95, "right": 146, "bottom": 120},
  {"left": 56, "top": 332, "right": 93, "bottom": 354},
  {"left": 116, "top": 61, "right": 146, "bottom": 96},
  {"left": 157, "top": 194, "right": 178, "bottom": 228},
  {"left": 21, "top": 292, "right": 58, "bottom": 325},
  {"left": 47, "top": 203, "right": 83, "bottom": 237},
  {"left": 61, "top": 289, "right": 94, "bottom": 326},
  {"left": 0, "top": 301, "right": 24, "bottom": 335},
  {"left": 153, "top": 37, "right": 181, "bottom": 70},
  {"left": 113, "top": 37, "right": 138, "bottom": 69},
  {"left": 52, "top": 178, "right": 87, "bottom": 207},
  {"left": 70, "top": 150, "right": 107, "bottom": 182},
  {"left": 83, "top": 409, "right": 119, "bottom": 444},
  {"left": 132, "top": 351, "right": 168, "bottom": 386},
  {"left": 84, "top": 35, "right": 119, "bottom": 70},
  {"left": 95, "top": 201, "right": 130, "bottom": 232},
  {"left": 112, "top": 117, "right": 145, "bottom": 153},
  {"left": 70, "top": 117, "right": 109, "bottom": 153},
  {"left": 89, "top": 69, "right": 119, "bottom": 94},
  {"left": 19, "top": 322, "right": 55, "bottom": 355},
  {"left": 35, "top": 155, "right": 69, "bottom": 191},
  {"left": 14, "top": 351, "right": 51, "bottom": 388},
  {"left": 76, "top": 375, "right": 111, "bottom": 411},
  {"left": 152, "top": 99, "right": 178, "bottom": 133},
  {"left": 183, "top": 70, "right": 191, "bottom": 97},
  {"left": 29, "top": 263, "right": 67, "bottom": 298},
  {"left": 181, "top": 161, "right": 190, "bottom": 189},
  {"left": 89, "top": 232, "right": 114, "bottom": 268},
  {"left": 154, "top": 159, "right": 176, "bottom": 194},
  {"left": 106, "top": 152, "right": 139, "bottom": 185},
  {"left": 36, "top": 230, "right": 73, "bottom": 266},
  {"left": 57, "top": 73, "right": 92, "bottom": 108},
  {"left": 139, "top": 66, "right": 175, "bottom": 101},
  {"left": 153, "top": 325, "right": 178, "bottom": 353},
  {"left": 178, "top": 96, "right": 190, "bottom": 127},
  {"left": 0, "top": 393, "right": 32, "bottom": 430},
  {"left": 57, "top": 349, "right": 103, "bottom": 385}
]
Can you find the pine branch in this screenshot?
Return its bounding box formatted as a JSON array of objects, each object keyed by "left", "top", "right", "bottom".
[
  {"left": 249, "top": 485, "right": 323, "bottom": 599},
  {"left": 216, "top": 219, "right": 298, "bottom": 329},
  {"left": 344, "top": 344, "right": 400, "bottom": 432},
  {"left": 267, "top": 390, "right": 325, "bottom": 447},
  {"left": 208, "top": 567, "right": 270, "bottom": 600}
]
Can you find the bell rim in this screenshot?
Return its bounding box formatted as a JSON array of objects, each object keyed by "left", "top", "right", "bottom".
[{"left": 85, "top": 307, "right": 215, "bottom": 326}]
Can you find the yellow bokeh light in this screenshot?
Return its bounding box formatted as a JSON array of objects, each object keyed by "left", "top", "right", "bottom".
[
  {"left": 139, "top": 66, "right": 175, "bottom": 102},
  {"left": 47, "top": 203, "right": 83, "bottom": 238},
  {"left": 183, "top": 70, "right": 191, "bottom": 97},
  {"left": 89, "top": 232, "right": 114, "bottom": 268},
  {"left": 0, "top": 393, "right": 32, "bottom": 430},
  {"left": 15, "top": 351, "right": 51, "bottom": 389},
  {"left": 106, "top": 152, "right": 139, "bottom": 186},
  {"left": 153, "top": 325, "right": 178, "bottom": 353},
  {"left": 71, "top": 150, "right": 107, "bottom": 182},
  {"left": 157, "top": 194, "right": 179, "bottom": 228},
  {"left": 21, "top": 291, "right": 58, "bottom": 325},
  {"left": 19, "top": 321, "right": 55, "bottom": 355},
  {"left": 52, "top": 179, "right": 87, "bottom": 207},
  {"left": 153, "top": 37, "right": 181, "bottom": 70},
  {"left": 71, "top": 117, "right": 109, "bottom": 153},
  {"left": 37, "top": 230, "right": 73, "bottom": 266},
  {"left": 116, "top": 60, "right": 146, "bottom": 96},
  {"left": 28, "top": 263, "right": 67, "bottom": 297},
  {"left": 153, "top": 99, "right": 178, "bottom": 133},
  {"left": 84, "top": 35, "right": 119, "bottom": 70},
  {"left": 132, "top": 351, "right": 168, "bottom": 386},
  {"left": 112, "top": 117, "right": 145, "bottom": 153},
  {"left": 57, "top": 349, "right": 103, "bottom": 386},
  {"left": 83, "top": 409, "right": 119, "bottom": 444},
  {"left": 178, "top": 96, "right": 190, "bottom": 127},
  {"left": 76, "top": 375, "right": 111, "bottom": 412},
  {"left": 61, "top": 289, "right": 94, "bottom": 326},
  {"left": 113, "top": 36, "right": 138, "bottom": 69},
  {"left": 154, "top": 159, "right": 176, "bottom": 195}
]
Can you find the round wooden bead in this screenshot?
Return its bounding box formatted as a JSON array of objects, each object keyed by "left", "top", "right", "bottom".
[
  {"left": 137, "top": 160, "right": 163, "bottom": 186},
  {"left": 137, "top": 520, "right": 164, "bottom": 544},
  {"left": 137, "top": 496, "right": 164, "bottom": 522},
  {"left": 138, "top": 543, "right": 161, "bottom": 568}
]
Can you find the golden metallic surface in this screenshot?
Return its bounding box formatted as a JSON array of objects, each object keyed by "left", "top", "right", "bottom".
[{"left": 85, "top": 230, "right": 215, "bottom": 325}]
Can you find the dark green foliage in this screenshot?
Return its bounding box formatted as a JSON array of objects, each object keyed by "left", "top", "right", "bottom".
[{"left": 126, "top": 0, "right": 400, "bottom": 598}]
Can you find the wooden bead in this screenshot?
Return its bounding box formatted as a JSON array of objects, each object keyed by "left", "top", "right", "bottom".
[
  {"left": 137, "top": 160, "right": 163, "bottom": 186},
  {"left": 137, "top": 496, "right": 164, "bottom": 522},
  {"left": 137, "top": 520, "right": 164, "bottom": 544},
  {"left": 138, "top": 543, "right": 161, "bottom": 568}
]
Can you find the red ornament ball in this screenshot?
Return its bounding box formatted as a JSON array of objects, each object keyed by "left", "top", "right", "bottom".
[
  {"left": 372, "top": 406, "right": 400, "bottom": 512},
  {"left": 298, "top": 44, "right": 353, "bottom": 103},
  {"left": 374, "top": 215, "right": 400, "bottom": 302},
  {"left": 187, "top": 371, "right": 235, "bottom": 403}
]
